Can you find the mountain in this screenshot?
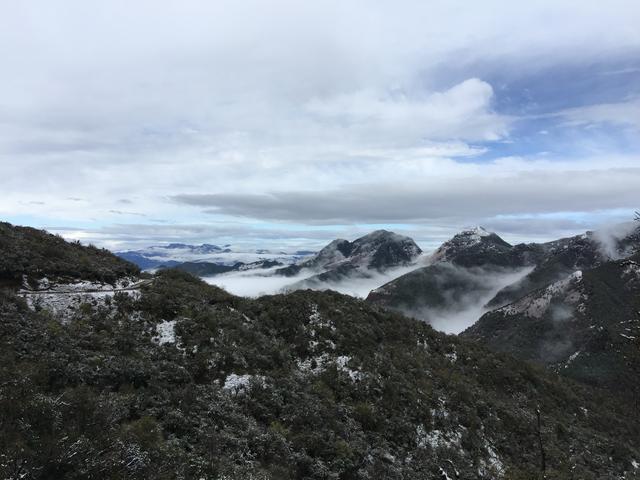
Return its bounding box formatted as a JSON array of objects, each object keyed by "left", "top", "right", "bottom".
[
  {"left": 277, "top": 230, "right": 422, "bottom": 289},
  {"left": 366, "top": 224, "right": 640, "bottom": 333},
  {"left": 3, "top": 221, "right": 639, "bottom": 478},
  {"left": 366, "top": 228, "right": 537, "bottom": 330},
  {"left": 366, "top": 263, "right": 529, "bottom": 329},
  {"left": 116, "top": 251, "right": 182, "bottom": 270},
  {"left": 462, "top": 253, "right": 640, "bottom": 399},
  {"left": 170, "top": 259, "right": 283, "bottom": 276},
  {"left": 486, "top": 223, "right": 640, "bottom": 308},
  {"left": 429, "top": 226, "right": 542, "bottom": 268},
  {"left": 0, "top": 221, "right": 139, "bottom": 286},
  {"left": 163, "top": 242, "right": 229, "bottom": 254},
  {"left": 116, "top": 243, "right": 311, "bottom": 271}
]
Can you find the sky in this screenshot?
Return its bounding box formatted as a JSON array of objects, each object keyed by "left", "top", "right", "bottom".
[{"left": 1, "top": 0, "right": 639, "bottom": 252}]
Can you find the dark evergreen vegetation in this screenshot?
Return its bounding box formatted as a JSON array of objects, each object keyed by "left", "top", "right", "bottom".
[
  {"left": 0, "top": 222, "right": 139, "bottom": 286},
  {"left": 0, "top": 222, "right": 639, "bottom": 479}
]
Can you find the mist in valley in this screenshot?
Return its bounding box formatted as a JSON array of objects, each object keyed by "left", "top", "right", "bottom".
[
  {"left": 396, "top": 266, "right": 534, "bottom": 334},
  {"left": 204, "top": 262, "right": 425, "bottom": 299}
]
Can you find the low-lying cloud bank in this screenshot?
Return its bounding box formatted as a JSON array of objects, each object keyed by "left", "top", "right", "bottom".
[
  {"left": 203, "top": 262, "right": 425, "bottom": 299},
  {"left": 203, "top": 267, "right": 306, "bottom": 298},
  {"left": 204, "top": 261, "right": 534, "bottom": 336},
  {"left": 396, "top": 266, "right": 534, "bottom": 334}
]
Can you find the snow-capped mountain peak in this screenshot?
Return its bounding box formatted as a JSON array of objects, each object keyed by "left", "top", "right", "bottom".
[
  {"left": 467, "top": 226, "right": 490, "bottom": 238},
  {"left": 430, "top": 227, "right": 511, "bottom": 264},
  {"left": 311, "top": 239, "right": 353, "bottom": 268}
]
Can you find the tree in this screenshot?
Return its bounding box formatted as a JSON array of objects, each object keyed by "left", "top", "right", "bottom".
[{"left": 535, "top": 408, "right": 546, "bottom": 474}]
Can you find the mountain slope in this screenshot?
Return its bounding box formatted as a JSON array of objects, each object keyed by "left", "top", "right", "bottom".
[
  {"left": 277, "top": 230, "right": 422, "bottom": 292},
  {"left": 278, "top": 230, "right": 422, "bottom": 277},
  {"left": 0, "top": 221, "right": 139, "bottom": 286},
  {"left": 366, "top": 228, "right": 536, "bottom": 331},
  {"left": 429, "top": 226, "right": 543, "bottom": 268},
  {"left": 486, "top": 223, "right": 640, "bottom": 308},
  {"left": 463, "top": 253, "right": 640, "bottom": 398},
  {"left": 1, "top": 222, "right": 639, "bottom": 479},
  {"left": 367, "top": 263, "right": 531, "bottom": 330}
]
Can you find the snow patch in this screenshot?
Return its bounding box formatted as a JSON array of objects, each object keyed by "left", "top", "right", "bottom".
[
  {"left": 416, "top": 425, "right": 462, "bottom": 450},
  {"left": 335, "top": 355, "right": 364, "bottom": 381},
  {"left": 19, "top": 277, "right": 144, "bottom": 322},
  {"left": 297, "top": 354, "right": 364, "bottom": 381},
  {"left": 307, "top": 303, "right": 335, "bottom": 334},
  {"left": 444, "top": 349, "right": 457, "bottom": 363},
  {"left": 478, "top": 442, "right": 504, "bottom": 477},
  {"left": 565, "top": 350, "right": 581, "bottom": 368},
  {"left": 222, "top": 373, "right": 264, "bottom": 393},
  {"left": 438, "top": 467, "right": 453, "bottom": 480},
  {"left": 154, "top": 320, "right": 177, "bottom": 345}
]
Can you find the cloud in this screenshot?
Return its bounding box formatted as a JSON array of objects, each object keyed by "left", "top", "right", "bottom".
[
  {"left": 47, "top": 222, "right": 363, "bottom": 252},
  {"left": 171, "top": 167, "right": 640, "bottom": 224},
  {"left": 558, "top": 97, "right": 640, "bottom": 130},
  {"left": 203, "top": 262, "right": 421, "bottom": 299},
  {"left": 592, "top": 221, "right": 639, "bottom": 259},
  {"left": 1, "top": 1, "right": 639, "bottom": 248},
  {"left": 203, "top": 268, "right": 311, "bottom": 298},
  {"left": 305, "top": 79, "right": 510, "bottom": 142},
  {"left": 108, "top": 210, "right": 147, "bottom": 217},
  {"left": 394, "top": 265, "right": 535, "bottom": 334}
]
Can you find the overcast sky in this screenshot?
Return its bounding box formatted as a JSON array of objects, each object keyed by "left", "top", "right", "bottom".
[{"left": 1, "top": 1, "right": 639, "bottom": 251}]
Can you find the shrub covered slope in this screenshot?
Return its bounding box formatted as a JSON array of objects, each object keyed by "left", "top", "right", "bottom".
[{"left": 0, "top": 222, "right": 638, "bottom": 479}]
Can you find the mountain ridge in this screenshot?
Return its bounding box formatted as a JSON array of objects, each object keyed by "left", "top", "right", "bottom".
[{"left": 462, "top": 251, "right": 640, "bottom": 399}]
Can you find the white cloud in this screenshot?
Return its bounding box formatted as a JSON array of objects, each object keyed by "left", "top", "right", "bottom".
[
  {"left": 559, "top": 97, "right": 640, "bottom": 130},
  {"left": 204, "top": 262, "right": 422, "bottom": 299},
  {"left": 306, "top": 79, "right": 509, "bottom": 142},
  {"left": 170, "top": 159, "right": 640, "bottom": 223},
  {"left": 0, "top": 1, "right": 639, "bottom": 247}
]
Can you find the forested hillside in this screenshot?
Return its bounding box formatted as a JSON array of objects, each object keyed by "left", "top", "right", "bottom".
[
  {"left": 0, "top": 222, "right": 639, "bottom": 479},
  {"left": 0, "top": 222, "right": 139, "bottom": 286}
]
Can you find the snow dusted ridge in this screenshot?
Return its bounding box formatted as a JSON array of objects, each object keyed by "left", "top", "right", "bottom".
[
  {"left": 19, "top": 276, "right": 147, "bottom": 322},
  {"left": 294, "top": 230, "right": 422, "bottom": 272},
  {"left": 296, "top": 304, "right": 363, "bottom": 381},
  {"left": 500, "top": 270, "right": 585, "bottom": 319},
  {"left": 467, "top": 226, "right": 491, "bottom": 238}
]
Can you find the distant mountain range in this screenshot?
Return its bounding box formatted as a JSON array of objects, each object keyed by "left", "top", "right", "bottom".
[{"left": 115, "top": 242, "right": 312, "bottom": 271}]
